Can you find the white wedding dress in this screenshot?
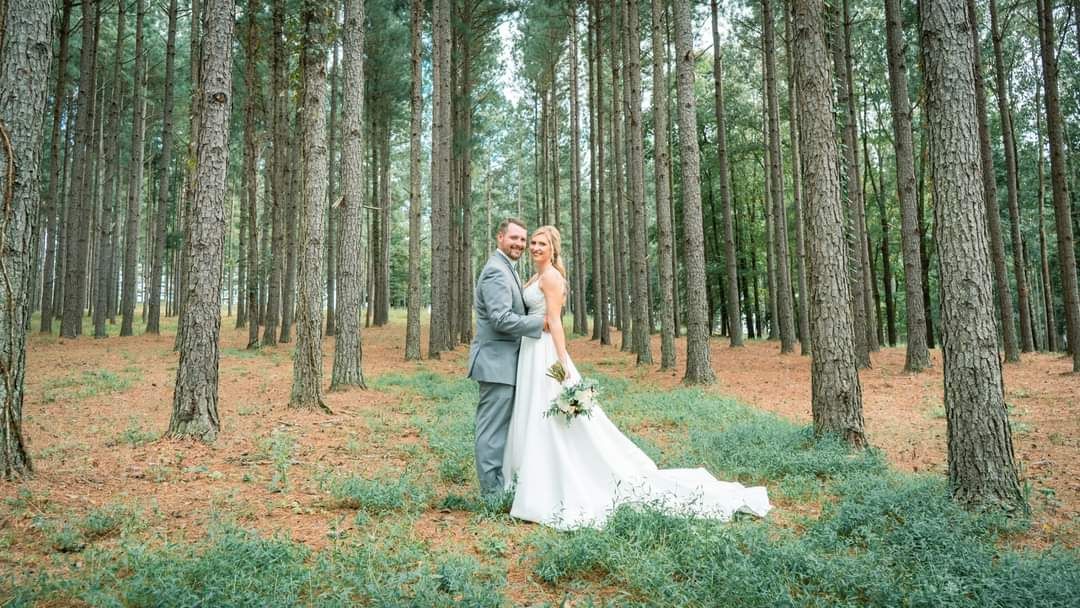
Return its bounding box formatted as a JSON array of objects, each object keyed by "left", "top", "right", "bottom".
[{"left": 503, "top": 281, "right": 772, "bottom": 530}]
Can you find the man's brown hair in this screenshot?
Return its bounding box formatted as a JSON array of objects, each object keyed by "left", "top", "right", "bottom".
[{"left": 496, "top": 217, "right": 527, "bottom": 237}]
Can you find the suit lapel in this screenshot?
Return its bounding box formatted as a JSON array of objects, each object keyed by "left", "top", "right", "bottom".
[{"left": 495, "top": 250, "right": 522, "bottom": 292}]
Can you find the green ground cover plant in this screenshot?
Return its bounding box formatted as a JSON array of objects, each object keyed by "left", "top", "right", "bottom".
[{"left": 5, "top": 371, "right": 1078, "bottom": 606}]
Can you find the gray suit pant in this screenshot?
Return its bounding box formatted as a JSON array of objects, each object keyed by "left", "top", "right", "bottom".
[{"left": 475, "top": 381, "right": 515, "bottom": 496}]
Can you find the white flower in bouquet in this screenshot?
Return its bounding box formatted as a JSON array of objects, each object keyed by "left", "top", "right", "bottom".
[{"left": 544, "top": 361, "right": 601, "bottom": 423}]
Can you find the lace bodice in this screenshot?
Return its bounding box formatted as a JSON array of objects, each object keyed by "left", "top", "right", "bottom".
[{"left": 524, "top": 281, "right": 546, "bottom": 318}]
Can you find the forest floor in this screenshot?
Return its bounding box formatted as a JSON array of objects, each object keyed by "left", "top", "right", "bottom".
[{"left": 3, "top": 312, "right": 1078, "bottom": 606}]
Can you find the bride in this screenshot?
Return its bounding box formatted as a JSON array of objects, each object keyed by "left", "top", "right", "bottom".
[{"left": 502, "top": 225, "right": 771, "bottom": 530}]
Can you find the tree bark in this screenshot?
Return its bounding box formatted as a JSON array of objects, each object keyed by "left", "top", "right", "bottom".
[
  {"left": 262, "top": 0, "right": 285, "bottom": 346},
  {"left": 763, "top": 0, "right": 797, "bottom": 353},
  {"left": 281, "top": 112, "right": 299, "bottom": 343},
  {"left": 966, "top": 0, "right": 1019, "bottom": 364},
  {"left": 146, "top": 0, "right": 176, "bottom": 335},
  {"left": 325, "top": 29, "right": 339, "bottom": 338},
  {"left": 793, "top": 0, "right": 867, "bottom": 446},
  {"left": 120, "top": 0, "right": 146, "bottom": 337},
  {"left": 1037, "top": 0, "right": 1080, "bottom": 371},
  {"left": 40, "top": 0, "right": 72, "bottom": 335},
  {"left": 592, "top": 0, "right": 610, "bottom": 346},
  {"left": 0, "top": 0, "right": 53, "bottom": 478},
  {"left": 650, "top": 0, "right": 675, "bottom": 369},
  {"left": 61, "top": 0, "right": 100, "bottom": 338},
  {"left": 921, "top": 0, "right": 1026, "bottom": 509},
  {"left": 405, "top": 0, "right": 422, "bottom": 361},
  {"left": 883, "top": 0, "right": 930, "bottom": 371},
  {"left": 674, "top": 0, "right": 715, "bottom": 384},
  {"left": 763, "top": 146, "right": 777, "bottom": 340},
  {"left": 172, "top": 0, "right": 202, "bottom": 351},
  {"left": 865, "top": 127, "right": 896, "bottom": 347},
  {"left": 169, "top": 0, "right": 232, "bottom": 442},
  {"left": 570, "top": 1, "right": 588, "bottom": 338},
  {"left": 783, "top": 1, "right": 809, "bottom": 355},
  {"left": 290, "top": 0, "right": 331, "bottom": 410},
  {"left": 428, "top": 0, "right": 452, "bottom": 358},
  {"left": 243, "top": 0, "right": 260, "bottom": 349},
  {"left": 94, "top": 0, "right": 126, "bottom": 339},
  {"left": 333, "top": 0, "right": 368, "bottom": 387},
  {"left": 1034, "top": 74, "right": 1057, "bottom": 352},
  {"left": 988, "top": 0, "right": 1033, "bottom": 353},
  {"left": 829, "top": 0, "right": 872, "bottom": 366},
  {"left": 624, "top": 0, "right": 652, "bottom": 364},
  {"left": 711, "top": 0, "right": 741, "bottom": 348}
]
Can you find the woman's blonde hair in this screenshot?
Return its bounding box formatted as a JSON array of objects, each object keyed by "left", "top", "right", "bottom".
[{"left": 532, "top": 225, "right": 567, "bottom": 279}]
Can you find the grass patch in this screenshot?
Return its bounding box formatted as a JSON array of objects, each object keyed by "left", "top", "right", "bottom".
[
  {"left": 256, "top": 430, "right": 296, "bottom": 493},
  {"left": 6, "top": 523, "right": 506, "bottom": 607},
  {"left": 325, "top": 473, "right": 430, "bottom": 514},
  {"left": 42, "top": 369, "right": 134, "bottom": 403},
  {"left": 530, "top": 475, "right": 1079, "bottom": 606},
  {"left": 106, "top": 418, "right": 159, "bottom": 447}
]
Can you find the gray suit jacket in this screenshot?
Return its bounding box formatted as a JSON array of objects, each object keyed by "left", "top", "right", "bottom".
[{"left": 467, "top": 251, "right": 544, "bottom": 385}]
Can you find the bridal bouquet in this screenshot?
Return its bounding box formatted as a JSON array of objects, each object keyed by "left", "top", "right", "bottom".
[{"left": 544, "top": 361, "right": 600, "bottom": 423}]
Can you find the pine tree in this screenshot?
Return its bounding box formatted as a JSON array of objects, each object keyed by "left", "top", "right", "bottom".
[
  {"left": 0, "top": 0, "right": 54, "bottom": 477},
  {"left": 169, "top": 0, "right": 233, "bottom": 442}
]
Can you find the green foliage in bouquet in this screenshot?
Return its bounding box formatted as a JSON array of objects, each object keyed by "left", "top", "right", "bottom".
[{"left": 544, "top": 362, "right": 600, "bottom": 423}]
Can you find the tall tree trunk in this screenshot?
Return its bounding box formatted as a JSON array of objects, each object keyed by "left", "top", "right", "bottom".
[
  {"left": 61, "top": 0, "right": 100, "bottom": 338},
  {"left": 290, "top": 0, "right": 331, "bottom": 410},
  {"left": 674, "top": 0, "right": 716, "bottom": 384},
  {"left": 333, "top": 0, "right": 368, "bottom": 386},
  {"left": 763, "top": 0, "right": 797, "bottom": 353},
  {"left": 592, "top": 0, "right": 611, "bottom": 346},
  {"left": 325, "top": 30, "right": 339, "bottom": 338},
  {"left": 611, "top": 0, "right": 629, "bottom": 350},
  {"left": 263, "top": 0, "right": 286, "bottom": 346},
  {"left": 712, "top": 0, "right": 742, "bottom": 348},
  {"left": 173, "top": 0, "right": 202, "bottom": 351},
  {"left": 1034, "top": 74, "right": 1057, "bottom": 352},
  {"left": 989, "top": 0, "right": 1033, "bottom": 353},
  {"left": 783, "top": 0, "right": 810, "bottom": 355},
  {"left": 651, "top": 0, "right": 675, "bottom": 369},
  {"left": 883, "top": 0, "right": 930, "bottom": 371},
  {"left": 625, "top": 0, "right": 652, "bottom": 364},
  {"left": 405, "top": 0, "right": 421, "bottom": 361},
  {"left": 94, "top": 0, "right": 126, "bottom": 338},
  {"left": 794, "top": 0, "right": 867, "bottom": 446},
  {"left": 429, "top": 0, "right": 452, "bottom": 358},
  {"left": 866, "top": 126, "right": 896, "bottom": 347},
  {"left": 858, "top": 92, "right": 892, "bottom": 346},
  {"left": 282, "top": 111, "right": 300, "bottom": 343},
  {"left": 243, "top": 0, "right": 260, "bottom": 349},
  {"left": 55, "top": 100, "right": 76, "bottom": 326},
  {"left": 967, "top": 0, "right": 1019, "bottom": 363},
  {"left": 763, "top": 152, "right": 777, "bottom": 341},
  {"left": 120, "top": 0, "right": 146, "bottom": 337},
  {"left": 921, "top": 0, "right": 1026, "bottom": 509},
  {"left": 41, "top": 0, "right": 73, "bottom": 335},
  {"left": 381, "top": 124, "right": 391, "bottom": 326},
  {"left": 830, "top": 0, "right": 872, "bottom": 366},
  {"left": 0, "top": 0, "right": 53, "bottom": 478},
  {"left": 169, "top": 0, "right": 231, "bottom": 441},
  {"left": 570, "top": 1, "right": 588, "bottom": 337},
  {"left": 1037, "top": 0, "right": 1080, "bottom": 371},
  {"left": 146, "top": 0, "right": 176, "bottom": 335}
]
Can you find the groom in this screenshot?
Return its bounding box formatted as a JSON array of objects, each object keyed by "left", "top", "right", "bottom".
[{"left": 467, "top": 218, "right": 545, "bottom": 497}]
